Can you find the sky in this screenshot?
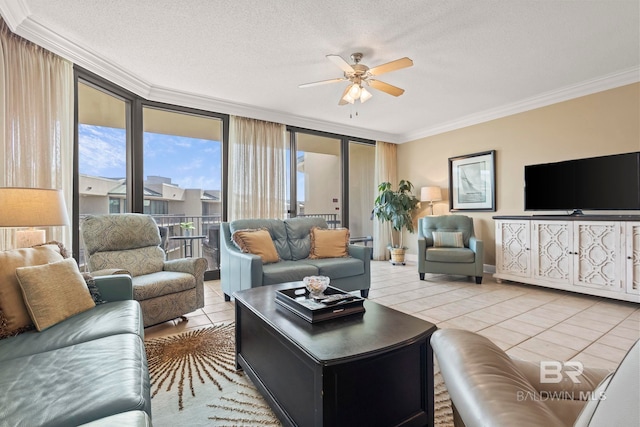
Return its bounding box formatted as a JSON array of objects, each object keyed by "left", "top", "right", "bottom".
[
  {"left": 79, "top": 125, "right": 222, "bottom": 191},
  {"left": 79, "top": 124, "right": 306, "bottom": 201}
]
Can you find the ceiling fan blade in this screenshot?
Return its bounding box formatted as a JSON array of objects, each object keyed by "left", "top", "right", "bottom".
[
  {"left": 326, "top": 54, "right": 354, "bottom": 73},
  {"left": 299, "top": 78, "right": 346, "bottom": 88},
  {"left": 368, "top": 79, "right": 405, "bottom": 97},
  {"left": 368, "top": 57, "right": 413, "bottom": 76}
]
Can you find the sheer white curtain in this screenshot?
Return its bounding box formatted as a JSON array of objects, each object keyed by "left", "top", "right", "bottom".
[
  {"left": 373, "top": 141, "right": 398, "bottom": 260},
  {"left": 228, "top": 116, "right": 287, "bottom": 220},
  {"left": 0, "top": 19, "right": 74, "bottom": 250}
]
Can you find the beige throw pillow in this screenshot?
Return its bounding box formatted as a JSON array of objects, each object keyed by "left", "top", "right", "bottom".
[
  {"left": 309, "top": 227, "right": 350, "bottom": 259},
  {"left": 232, "top": 228, "right": 279, "bottom": 264},
  {"left": 16, "top": 258, "right": 96, "bottom": 331},
  {"left": 0, "top": 245, "right": 64, "bottom": 338},
  {"left": 432, "top": 231, "right": 464, "bottom": 248}
]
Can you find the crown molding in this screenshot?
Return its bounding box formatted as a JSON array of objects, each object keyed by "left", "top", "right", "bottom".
[
  {"left": 399, "top": 67, "right": 640, "bottom": 143},
  {"left": 1, "top": 8, "right": 152, "bottom": 96},
  {"left": 0, "top": 0, "right": 29, "bottom": 31}
]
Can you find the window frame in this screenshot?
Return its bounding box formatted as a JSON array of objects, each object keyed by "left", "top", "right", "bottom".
[
  {"left": 286, "top": 126, "right": 374, "bottom": 228},
  {"left": 73, "top": 67, "right": 229, "bottom": 279}
]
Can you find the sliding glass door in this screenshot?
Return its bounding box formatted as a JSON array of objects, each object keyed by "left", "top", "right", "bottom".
[
  {"left": 286, "top": 128, "right": 375, "bottom": 232},
  {"left": 142, "top": 106, "right": 223, "bottom": 274},
  {"left": 289, "top": 132, "right": 342, "bottom": 227}
]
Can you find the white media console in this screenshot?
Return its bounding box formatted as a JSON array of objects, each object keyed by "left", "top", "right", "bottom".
[{"left": 494, "top": 216, "right": 640, "bottom": 303}]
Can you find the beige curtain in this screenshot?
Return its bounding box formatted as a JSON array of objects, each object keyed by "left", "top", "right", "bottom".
[
  {"left": 228, "top": 116, "right": 287, "bottom": 220},
  {"left": 0, "top": 19, "right": 74, "bottom": 250},
  {"left": 373, "top": 141, "right": 398, "bottom": 260}
]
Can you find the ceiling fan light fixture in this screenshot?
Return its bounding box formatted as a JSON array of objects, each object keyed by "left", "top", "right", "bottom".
[
  {"left": 348, "top": 83, "right": 362, "bottom": 99},
  {"left": 360, "top": 87, "right": 372, "bottom": 103},
  {"left": 341, "top": 91, "right": 356, "bottom": 104}
]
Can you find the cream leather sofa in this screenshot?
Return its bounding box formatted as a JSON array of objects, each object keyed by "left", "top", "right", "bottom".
[{"left": 431, "top": 329, "right": 639, "bottom": 427}]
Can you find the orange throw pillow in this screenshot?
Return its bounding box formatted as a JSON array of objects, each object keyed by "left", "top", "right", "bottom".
[
  {"left": 309, "top": 227, "right": 350, "bottom": 259},
  {"left": 232, "top": 228, "right": 279, "bottom": 264}
]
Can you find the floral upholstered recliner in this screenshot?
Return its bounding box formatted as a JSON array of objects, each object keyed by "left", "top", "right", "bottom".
[{"left": 81, "top": 213, "right": 207, "bottom": 327}]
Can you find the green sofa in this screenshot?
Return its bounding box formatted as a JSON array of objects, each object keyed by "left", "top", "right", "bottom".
[
  {"left": 220, "top": 217, "right": 371, "bottom": 300},
  {"left": 417, "top": 215, "right": 484, "bottom": 284},
  {"left": 0, "top": 245, "right": 151, "bottom": 426}
]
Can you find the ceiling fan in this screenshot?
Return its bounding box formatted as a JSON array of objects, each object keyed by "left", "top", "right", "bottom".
[{"left": 299, "top": 52, "right": 413, "bottom": 105}]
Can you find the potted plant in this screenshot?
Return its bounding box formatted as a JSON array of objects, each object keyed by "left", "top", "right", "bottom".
[
  {"left": 373, "top": 180, "right": 420, "bottom": 264},
  {"left": 180, "top": 221, "right": 196, "bottom": 236}
]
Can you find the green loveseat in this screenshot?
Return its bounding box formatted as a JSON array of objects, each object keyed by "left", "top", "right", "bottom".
[{"left": 220, "top": 217, "right": 371, "bottom": 300}]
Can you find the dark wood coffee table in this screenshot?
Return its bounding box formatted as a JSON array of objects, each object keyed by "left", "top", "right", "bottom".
[{"left": 234, "top": 282, "right": 437, "bottom": 427}]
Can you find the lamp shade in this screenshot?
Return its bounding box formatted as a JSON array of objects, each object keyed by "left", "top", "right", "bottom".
[
  {"left": 420, "top": 186, "right": 442, "bottom": 202},
  {"left": 0, "top": 187, "right": 70, "bottom": 227}
]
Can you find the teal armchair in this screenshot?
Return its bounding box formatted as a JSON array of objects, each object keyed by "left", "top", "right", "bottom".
[{"left": 417, "top": 215, "right": 484, "bottom": 284}]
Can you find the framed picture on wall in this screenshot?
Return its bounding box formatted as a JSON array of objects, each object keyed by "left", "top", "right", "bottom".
[{"left": 448, "top": 150, "right": 496, "bottom": 211}]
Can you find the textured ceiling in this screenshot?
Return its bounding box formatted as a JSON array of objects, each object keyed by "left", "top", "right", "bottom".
[{"left": 1, "top": 0, "right": 639, "bottom": 142}]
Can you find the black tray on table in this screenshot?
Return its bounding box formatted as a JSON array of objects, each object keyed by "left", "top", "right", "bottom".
[{"left": 275, "top": 285, "right": 365, "bottom": 323}]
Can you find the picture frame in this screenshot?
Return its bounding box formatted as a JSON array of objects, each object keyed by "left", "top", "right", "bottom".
[{"left": 448, "top": 150, "right": 496, "bottom": 211}]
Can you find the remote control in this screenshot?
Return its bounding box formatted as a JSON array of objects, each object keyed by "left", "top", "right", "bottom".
[{"left": 320, "top": 294, "right": 355, "bottom": 305}]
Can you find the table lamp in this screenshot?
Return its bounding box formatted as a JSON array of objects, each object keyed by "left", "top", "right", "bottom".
[
  {"left": 420, "top": 186, "right": 442, "bottom": 216},
  {"left": 0, "top": 187, "right": 70, "bottom": 248}
]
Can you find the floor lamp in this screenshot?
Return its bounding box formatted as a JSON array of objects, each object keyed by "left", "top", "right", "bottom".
[
  {"left": 420, "top": 186, "right": 442, "bottom": 216},
  {"left": 0, "top": 187, "right": 70, "bottom": 248}
]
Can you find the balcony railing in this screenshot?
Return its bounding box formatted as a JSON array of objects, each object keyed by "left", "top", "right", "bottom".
[{"left": 295, "top": 213, "right": 340, "bottom": 228}]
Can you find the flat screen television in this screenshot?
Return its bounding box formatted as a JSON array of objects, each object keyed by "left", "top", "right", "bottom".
[{"left": 524, "top": 151, "right": 640, "bottom": 214}]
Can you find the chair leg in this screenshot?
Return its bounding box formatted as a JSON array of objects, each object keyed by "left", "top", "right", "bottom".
[
  {"left": 475, "top": 276, "right": 482, "bottom": 284},
  {"left": 419, "top": 273, "right": 425, "bottom": 280},
  {"left": 224, "top": 293, "right": 231, "bottom": 302},
  {"left": 360, "top": 289, "right": 369, "bottom": 298}
]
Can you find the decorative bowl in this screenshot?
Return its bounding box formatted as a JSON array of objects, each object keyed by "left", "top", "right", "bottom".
[{"left": 303, "top": 275, "right": 330, "bottom": 296}]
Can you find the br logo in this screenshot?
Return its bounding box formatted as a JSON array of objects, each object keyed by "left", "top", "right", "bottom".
[{"left": 540, "top": 361, "right": 584, "bottom": 383}]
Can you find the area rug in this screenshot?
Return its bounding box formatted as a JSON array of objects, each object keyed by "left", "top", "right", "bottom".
[{"left": 145, "top": 323, "right": 453, "bottom": 426}]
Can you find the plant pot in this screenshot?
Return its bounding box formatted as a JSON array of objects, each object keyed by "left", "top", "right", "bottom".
[{"left": 389, "top": 248, "right": 406, "bottom": 265}]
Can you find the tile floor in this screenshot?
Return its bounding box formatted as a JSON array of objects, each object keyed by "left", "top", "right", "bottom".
[{"left": 145, "top": 261, "right": 640, "bottom": 370}]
